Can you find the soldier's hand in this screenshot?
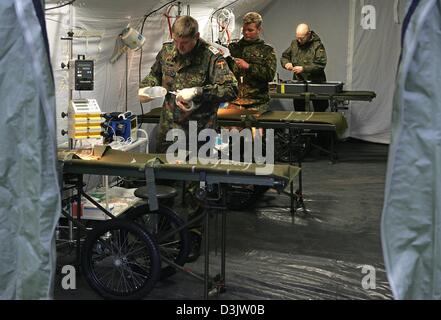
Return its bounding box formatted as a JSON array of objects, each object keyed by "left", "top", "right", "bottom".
[
  {"left": 176, "top": 87, "right": 200, "bottom": 102},
  {"left": 175, "top": 99, "right": 195, "bottom": 112},
  {"left": 284, "top": 63, "right": 294, "bottom": 71},
  {"left": 234, "top": 58, "right": 249, "bottom": 70},
  {"left": 175, "top": 87, "right": 201, "bottom": 112},
  {"left": 293, "top": 66, "right": 304, "bottom": 74},
  {"left": 138, "top": 87, "right": 154, "bottom": 103}
]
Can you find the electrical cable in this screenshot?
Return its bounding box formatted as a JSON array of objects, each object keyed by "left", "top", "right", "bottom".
[
  {"left": 45, "top": 0, "right": 76, "bottom": 11},
  {"left": 164, "top": 4, "right": 180, "bottom": 39},
  {"left": 216, "top": 8, "right": 234, "bottom": 44},
  {"left": 137, "top": 1, "right": 178, "bottom": 117},
  {"left": 103, "top": 122, "right": 117, "bottom": 143},
  {"left": 103, "top": 113, "right": 135, "bottom": 148},
  {"left": 137, "top": 128, "right": 148, "bottom": 139},
  {"left": 210, "top": 0, "right": 241, "bottom": 42},
  {"left": 137, "top": 128, "right": 149, "bottom": 153},
  {"left": 138, "top": 0, "right": 177, "bottom": 84}
]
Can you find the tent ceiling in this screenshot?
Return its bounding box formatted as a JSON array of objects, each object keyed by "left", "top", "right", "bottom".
[
  {"left": 45, "top": 0, "right": 271, "bottom": 20},
  {"left": 45, "top": 0, "right": 402, "bottom": 144}
]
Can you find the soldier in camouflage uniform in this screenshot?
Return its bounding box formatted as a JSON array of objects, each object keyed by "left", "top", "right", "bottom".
[
  {"left": 226, "top": 12, "right": 277, "bottom": 113},
  {"left": 139, "top": 16, "right": 238, "bottom": 262},
  {"left": 281, "top": 23, "right": 329, "bottom": 112},
  {"left": 140, "top": 15, "right": 238, "bottom": 153},
  {"left": 224, "top": 13, "right": 275, "bottom": 206}
]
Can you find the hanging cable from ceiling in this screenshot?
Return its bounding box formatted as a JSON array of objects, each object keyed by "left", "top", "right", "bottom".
[
  {"left": 216, "top": 8, "right": 235, "bottom": 45},
  {"left": 210, "top": 0, "right": 241, "bottom": 44},
  {"left": 137, "top": 0, "right": 179, "bottom": 116},
  {"left": 164, "top": 3, "right": 181, "bottom": 40},
  {"left": 45, "top": 0, "right": 76, "bottom": 11},
  {"left": 138, "top": 0, "right": 178, "bottom": 83}
]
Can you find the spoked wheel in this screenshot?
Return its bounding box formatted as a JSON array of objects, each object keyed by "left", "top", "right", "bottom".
[
  {"left": 274, "top": 129, "right": 312, "bottom": 163},
  {"left": 122, "top": 204, "right": 190, "bottom": 280},
  {"left": 81, "top": 219, "right": 161, "bottom": 300},
  {"left": 226, "top": 185, "right": 270, "bottom": 211}
]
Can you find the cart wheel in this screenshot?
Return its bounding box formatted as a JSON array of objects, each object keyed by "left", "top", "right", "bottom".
[
  {"left": 274, "top": 129, "right": 311, "bottom": 163},
  {"left": 81, "top": 219, "right": 161, "bottom": 300},
  {"left": 122, "top": 204, "right": 190, "bottom": 279}
]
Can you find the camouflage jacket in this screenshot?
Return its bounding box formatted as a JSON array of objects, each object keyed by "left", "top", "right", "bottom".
[
  {"left": 227, "top": 38, "right": 276, "bottom": 112},
  {"left": 141, "top": 39, "right": 238, "bottom": 151},
  {"left": 280, "top": 31, "right": 327, "bottom": 82}
]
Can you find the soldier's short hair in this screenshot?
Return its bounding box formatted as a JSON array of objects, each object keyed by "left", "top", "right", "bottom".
[
  {"left": 172, "top": 15, "right": 199, "bottom": 38},
  {"left": 243, "top": 12, "right": 263, "bottom": 28}
]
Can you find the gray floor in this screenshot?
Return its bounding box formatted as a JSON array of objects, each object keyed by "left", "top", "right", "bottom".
[{"left": 54, "top": 138, "right": 392, "bottom": 300}]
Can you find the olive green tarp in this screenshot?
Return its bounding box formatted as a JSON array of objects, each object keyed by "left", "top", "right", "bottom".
[
  {"left": 139, "top": 108, "right": 348, "bottom": 138},
  {"left": 59, "top": 147, "right": 300, "bottom": 188}
]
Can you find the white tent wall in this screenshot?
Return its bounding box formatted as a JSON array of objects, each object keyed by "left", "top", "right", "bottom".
[
  {"left": 46, "top": 4, "right": 70, "bottom": 146},
  {"left": 349, "top": 0, "right": 406, "bottom": 143},
  {"left": 46, "top": 0, "right": 268, "bottom": 148},
  {"left": 260, "top": 0, "right": 349, "bottom": 111},
  {"left": 46, "top": 2, "right": 170, "bottom": 147},
  {"left": 46, "top": 0, "right": 407, "bottom": 147},
  {"left": 261, "top": 0, "right": 407, "bottom": 144}
]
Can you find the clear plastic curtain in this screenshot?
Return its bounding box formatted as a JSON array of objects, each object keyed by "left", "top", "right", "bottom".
[
  {"left": 0, "top": 0, "right": 61, "bottom": 299},
  {"left": 382, "top": 0, "right": 441, "bottom": 299}
]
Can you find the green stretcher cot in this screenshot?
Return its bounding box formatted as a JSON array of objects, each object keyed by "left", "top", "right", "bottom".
[
  {"left": 138, "top": 108, "right": 348, "bottom": 163},
  {"left": 59, "top": 146, "right": 299, "bottom": 194},
  {"left": 138, "top": 108, "right": 348, "bottom": 139}
]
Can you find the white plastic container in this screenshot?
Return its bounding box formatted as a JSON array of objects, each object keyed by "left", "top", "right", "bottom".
[
  {"left": 121, "top": 27, "right": 145, "bottom": 50},
  {"left": 139, "top": 86, "right": 167, "bottom": 108}
]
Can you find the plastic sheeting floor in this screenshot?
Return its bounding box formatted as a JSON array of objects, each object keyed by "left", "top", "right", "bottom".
[{"left": 54, "top": 138, "right": 392, "bottom": 300}]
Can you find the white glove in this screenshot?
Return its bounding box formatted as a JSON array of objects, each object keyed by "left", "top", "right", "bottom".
[{"left": 176, "top": 87, "right": 200, "bottom": 102}]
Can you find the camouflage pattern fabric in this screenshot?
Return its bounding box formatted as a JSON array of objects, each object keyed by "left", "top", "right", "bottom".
[
  {"left": 280, "top": 31, "right": 327, "bottom": 83},
  {"left": 141, "top": 39, "right": 238, "bottom": 153},
  {"left": 227, "top": 38, "right": 277, "bottom": 112}
]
